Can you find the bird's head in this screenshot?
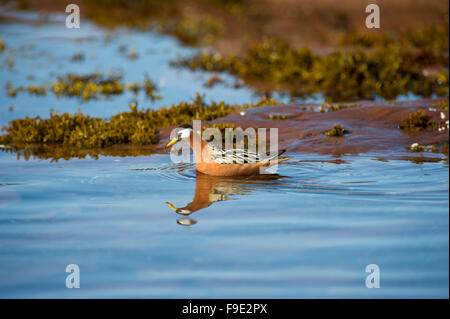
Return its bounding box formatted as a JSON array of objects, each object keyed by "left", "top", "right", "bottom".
[{"left": 166, "top": 123, "right": 193, "bottom": 148}]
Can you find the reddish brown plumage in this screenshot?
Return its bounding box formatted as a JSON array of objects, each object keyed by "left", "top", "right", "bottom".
[{"left": 185, "top": 130, "right": 288, "bottom": 176}]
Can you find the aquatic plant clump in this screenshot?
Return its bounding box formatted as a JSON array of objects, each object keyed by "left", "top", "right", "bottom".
[
  {"left": 6, "top": 73, "right": 163, "bottom": 102},
  {"left": 320, "top": 103, "right": 362, "bottom": 112},
  {"left": 340, "top": 23, "right": 449, "bottom": 54},
  {"left": 70, "top": 52, "right": 85, "bottom": 62},
  {"left": 269, "top": 114, "right": 289, "bottom": 120},
  {"left": 27, "top": 85, "right": 47, "bottom": 96},
  {"left": 6, "top": 81, "right": 47, "bottom": 97},
  {"left": 171, "top": 40, "right": 315, "bottom": 88},
  {"left": 167, "top": 17, "right": 223, "bottom": 46},
  {"left": 126, "top": 77, "right": 162, "bottom": 100},
  {"left": 143, "top": 77, "right": 162, "bottom": 100},
  {"left": 0, "top": 94, "right": 280, "bottom": 149},
  {"left": 434, "top": 97, "right": 449, "bottom": 111},
  {"left": 325, "top": 124, "right": 347, "bottom": 137},
  {"left": 51, "top": 73, "right": 124, "bottom": 101},
  {"left": 171, "top": 24, "right": 449, "bottom": 102},
  {"left": 204, "top": 75, "right": 223, "bottom": 88},
  {"left": 401, "top": 110, "right": 431, "bottom": 131}
]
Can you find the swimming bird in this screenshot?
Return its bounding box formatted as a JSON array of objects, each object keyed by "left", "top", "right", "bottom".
[
  {"left": 166, "top": 123, "right": 288, "bottom": 176},
  {"left": 166, "top": 171, "right": 286, "bottom": 225},
  {"left": 166, "top": 171, "right": 285, "bottom": 216}
]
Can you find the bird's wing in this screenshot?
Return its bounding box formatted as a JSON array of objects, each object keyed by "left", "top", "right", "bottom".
[{"left": 209, "top": 144, "right": 279, "bottom": 164}]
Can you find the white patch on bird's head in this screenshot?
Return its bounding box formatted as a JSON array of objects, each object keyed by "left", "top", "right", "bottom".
[{"left": 178, "top": 128, "right": 191, "bottom": 139}]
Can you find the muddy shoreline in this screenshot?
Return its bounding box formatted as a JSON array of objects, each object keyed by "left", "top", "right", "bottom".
[
  {"left": 2, "top": 98, "right": 448, "bottom": 162},
  {"left": 158, "top": 97, "right": 449, "bottom": 156}
]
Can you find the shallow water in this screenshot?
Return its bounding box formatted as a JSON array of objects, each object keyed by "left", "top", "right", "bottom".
[
  {"left": 0, "top": 6, "right": 449, "bottom": 298},
  {"left": 0, "top": 9, "right": 261, "bottom": 127},
  {"left": 0, "top": 151, "right": 448, "bottom": 298}
]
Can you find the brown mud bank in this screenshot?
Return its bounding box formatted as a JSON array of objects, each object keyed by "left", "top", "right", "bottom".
[
  {"left": 2, "top": 98, "right": 447, "bottom": 162},
  {"left": 158, "top": 98, "right": 449, "bottom": 156}
]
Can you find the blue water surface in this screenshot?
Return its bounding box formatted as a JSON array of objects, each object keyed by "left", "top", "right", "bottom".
[{"left": 0, "top": 6, "right": 448, "bottom": 298}]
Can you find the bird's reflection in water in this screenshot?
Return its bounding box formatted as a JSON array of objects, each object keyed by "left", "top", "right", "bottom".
[{"left": 166, "top": 172, "right": 286, "bottom": 226}]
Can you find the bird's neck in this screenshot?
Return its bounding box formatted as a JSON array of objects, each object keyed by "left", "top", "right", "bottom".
[{"left": 189, "top": 132, "right": 210, "bottom": 163}]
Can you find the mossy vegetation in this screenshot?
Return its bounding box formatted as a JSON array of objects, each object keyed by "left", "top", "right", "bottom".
[
  {"left": 319, "top": 102, "right": 362, "bottom": 112},
  {"left": 434, "top": 97, "right": 449, "bottom": 111},
  {"left": 0, "top": 38, "right": 5, "bottom": 54},
  {"left": 6, "top": 74, "right": 162, "bottom": 101},
  {"left": 126, "top": 77, "right": 162, "bottom": 100},
  {"left": 0, "top": 94, "right": 280, "bottom": 149},
  {"left": 85, "top": 3, "right": 223, "bottom": 47},
  {"left": 239, "top": 96, "right": 283, "bottom": 109},
  {"left": 339, "top": 23, "right": 449, "bottom": 54},
  {"left": 269, "top": 114, "right": 289, "bottom": 120},
  {"left": 143, "top": 77, "right": 162, "bottom": 100},
  {"left": 166, "top": 17, "right": 223, "bottom": 46},
  {"left": 400, "top": 110, "right": 431, "bottom": 131},
  {"left": 27, "top": 85, "right": 47, "bottom": 96},
  {"left": 16, "top": 0, "right": 443, "bottom": 53},
  {"left": 6, "top": 81, "right": 19, "bottom": 97},
  {"left": 171, "top": 23, "right": 449, "bottom": 102},
  {"left": 51, "top": 73, "right": 124, "bottom": 101},
  {"left": 127, "top": 82, "right": 141, "bottom": 95},
  {"left": 5, "top": 1, "right": 448, "bottom": 103},
  {"left": 171, "top": 40, "right": 316, "bottom": 94},
  {"left": 325, "top": 124, "right": 347, "bottom": 137},
  {"left": 6, "top": 81, "right": 47, "bottom": 97},
  {"left": 70, "top": 52, "right": 85, "bottom": 62},
  {"left": 204, "top": 75, "right": 223, "bottom": 88}
]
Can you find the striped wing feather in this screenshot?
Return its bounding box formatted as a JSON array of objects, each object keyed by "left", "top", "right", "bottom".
[{"left": 209, "top": 144, "right": 280, "bottom": 164}]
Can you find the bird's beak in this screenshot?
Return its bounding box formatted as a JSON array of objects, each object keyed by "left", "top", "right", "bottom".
[
  {"left": 166, "top": 202, "right": 178, "bottom": 211},
  {"left": 166, "top": 137, "right": 179, "bottom": 148}
]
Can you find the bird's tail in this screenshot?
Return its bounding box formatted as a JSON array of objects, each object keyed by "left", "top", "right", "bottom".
[
  {"left": 277, "top": 149, "right": 286, "bottom": 157},
  {"left": 261, "top": 149, "right": 289, "bottom": 166}
]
